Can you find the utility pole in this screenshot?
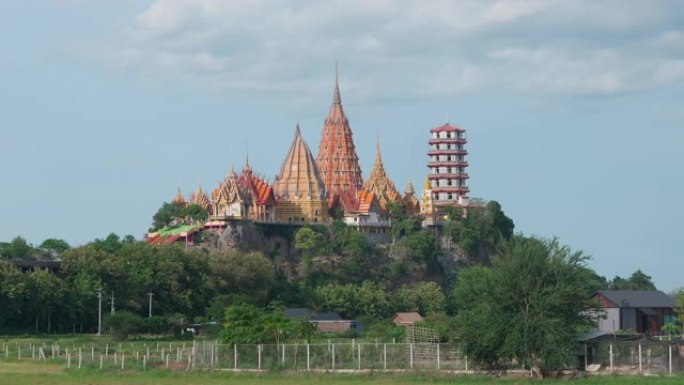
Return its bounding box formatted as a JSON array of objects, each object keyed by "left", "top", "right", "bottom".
[
  {"left": 97, "top": 291, "right": 102, "bottom": 336},
  {"left": 147, "top": 293, "right": 154, "bottom": 318}
]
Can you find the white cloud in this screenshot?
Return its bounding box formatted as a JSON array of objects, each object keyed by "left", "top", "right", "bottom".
[{"left": 97, "top": 0, "right": 684, "bottom": 97}]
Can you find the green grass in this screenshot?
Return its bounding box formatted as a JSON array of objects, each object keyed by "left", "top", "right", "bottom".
[{"left": 0, "top": 362, "right": 682, "bottom": 385}]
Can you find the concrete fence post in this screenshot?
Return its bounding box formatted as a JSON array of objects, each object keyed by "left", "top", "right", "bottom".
[
  {"left": 383, "top": 344, "right": 387, "bottom": 370},
  {"left": 669, "top": 344, "right": 673, "bottom": 376},
  {"left": 437, "top": 344, "right": 440, "bottom": 370},
  {"left": 609, "top": 344, "right": 613, "bottom": 372},
  {"left": 584, "top": 344, "right": 588, "bottom": 370},
  {"left": 357, "top": 343, "right": 361, "bottom": 370},
  {"left": 410, "top": 343, "right": 414, "bottom": 369},
  {"left": 306, "top": 344, "right": 310, "bottom": 371},
  {"left": 638, "top": 343, "right": 642, "bottom": 373},
  {"left": 332, "top": 344, "right": 336, "bottom": 370},
  {"left": 234, "top": 344, "right": 237, "bottom": 370},
  {"left": 257, "top": 344, "right": 262, "bottom": 370}
]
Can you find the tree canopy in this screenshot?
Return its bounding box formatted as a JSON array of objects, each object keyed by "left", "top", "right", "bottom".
[{"left": 453, "top": 237, "right": 598, "bottom": 375}]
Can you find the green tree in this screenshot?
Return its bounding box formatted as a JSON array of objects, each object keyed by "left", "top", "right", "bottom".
[
  {"left": 0, "top": 262, "right": 26, "bottom": 326},
  {"left": 209, "top": 251, "right": 274, "bottom": 304},
  {"left": 183, "top": 204, "right": 208, "bottom": 223},
  {"left": 38, "top": 238, "right": 70, "bottom": 257},
  {"left": 315, "top": 281, "right": 391, "bottom": 319},
  {"left": 104, "top": 311, "right": 144, "bottom": 341},
  {"left": 395, "top": 281, "right": 446, "bottom": 315},
  {"left": 453, "top": 237, "right": 597, "bottom": 376},
  {"left": 609, "top": 269, "right": 657, "bottom": 290},
  {"left": 6, "top": 236, "right": 32, "bottom": 259},
  {"left": 24, "top": 269, "right": 64, "bottom": 332},
  {"left": 219, "top": 303, "right": 290, "bottom": 345},
  {"left": 672, "top": 288, "right": 684, "bottom": 335},
  {"left": 151, "top": 202, "right": 184, "bottom": 231}
]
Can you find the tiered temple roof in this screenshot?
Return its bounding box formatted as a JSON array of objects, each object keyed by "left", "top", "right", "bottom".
[
  {"left": 212, "top": 169, "right": 251, "bottom": 208},
  {"left": 361, "top": 140, "right": 400, "bottom": 212},
  {"left": 188, "top": 184, "right": 211, "bottom": 210},
  {"left": 273, "top": 124, "right": 326, "bottom": 201},
  {"left": 315, "top": 65, "right": 363, "bottom": 201},
  {"left": 239, "top": 159, "right": 276, "bottom": 206},
  {"left": 273, "top": 124, "right": 327, "bottom": 223}
]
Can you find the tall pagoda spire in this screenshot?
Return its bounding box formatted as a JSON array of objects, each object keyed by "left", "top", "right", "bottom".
[
  {"left": 361, "top": 135, "right": 399, "bottom": 211},
  {"left": 316, "top": 63, "right": 363, "bottom": 201},
  {"left": 273, "top": 123, "right": 327, "bottom": 223}
]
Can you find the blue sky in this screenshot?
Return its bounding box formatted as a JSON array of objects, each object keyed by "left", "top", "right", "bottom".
[{"left": 0, "top": 1, "right": 682, "bottom": 291}]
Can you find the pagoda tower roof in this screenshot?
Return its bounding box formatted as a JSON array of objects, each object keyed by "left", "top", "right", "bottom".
[
  {"left": 315, "top": 63, "right": 363, "bottom": 201},
  {"left": 361, "top": 139, "right": 399, "bottom": 211},
  {"left": 273, "top": 123, "right": 326, "bottom": 201}
]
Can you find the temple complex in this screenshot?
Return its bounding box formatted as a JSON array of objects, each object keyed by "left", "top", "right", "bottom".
[
  {"left": 147, "top": 66, "right": 481, "bottom": 246},
  {"left": 426, "top": 123, "right": 470, "bottom": 211},
  {"left": 272, "top": 124, "right": 328, "bottom": 223},
  {"left": 315, "top": 65, "right": 363, "bottom": 203}
]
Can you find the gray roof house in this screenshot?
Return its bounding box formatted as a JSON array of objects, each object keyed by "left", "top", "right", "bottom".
[{"left": 593, "top": 290, "right": 676, "bottom": 335}]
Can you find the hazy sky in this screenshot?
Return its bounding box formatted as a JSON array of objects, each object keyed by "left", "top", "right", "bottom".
[{"left": 0, "top": 1, "right": 682, "bottom": 291}]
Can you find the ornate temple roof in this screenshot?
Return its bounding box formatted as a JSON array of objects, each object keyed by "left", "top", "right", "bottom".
[
  {"left": 315, "top": 64, "right": 363, "bottom": 199},
  {"left": 173, "top": 187, "right": 186, "bottom": 205},
  {"left": 405, "top": 180, "right": 415, "bottom": 196},
  {"left": 188, "top": 184, "right": 211, "bottom": 209},
  {"left": 239, "top": 159, "right": 275, "bottom": 205},
  {"left": 212, "top": 169, "right": 251, "bottom": 205},
  {"left": 273, "top": 123, "right": 326, "bottom": 201},
  {"left": 361, "top": 140, "right": 399, "bottom": 210}
]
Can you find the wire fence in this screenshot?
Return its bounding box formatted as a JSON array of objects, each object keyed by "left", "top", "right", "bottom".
[{"left": 0, "top": 339, "right": 681, "bottom": 375}]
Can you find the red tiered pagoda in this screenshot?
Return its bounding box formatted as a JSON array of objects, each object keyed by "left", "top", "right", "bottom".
[
  {"left": 315, "top": 64, "right": 363, "bottom": 203},
  {"left": 427, "top": 123, "right": 469, "bottom": 210}
]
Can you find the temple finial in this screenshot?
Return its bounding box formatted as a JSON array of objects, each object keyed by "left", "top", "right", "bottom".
[
  {"left": 332, "top": 61, "right": 341, "bottom": 105},
  {"left": 295, "top": 121, "right": 301, "bottom": 135}
]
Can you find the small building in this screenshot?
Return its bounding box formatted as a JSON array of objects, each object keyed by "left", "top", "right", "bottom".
[
  {"left": 283, "top": 308, "right": 359, "bottom": 334},
  {"left": 592, "top": 290, "right": 675, "bottom": 335},
  {"left": 392, "top": 312, "right": 424, "bottom": 327}
]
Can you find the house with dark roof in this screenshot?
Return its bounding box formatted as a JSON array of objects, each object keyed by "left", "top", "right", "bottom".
[
  {"left": 592, "top": 290, "right": 675, "bottom": 335},
  {"left": 283, "top": 307, "right": 360, "bottom": 333}
]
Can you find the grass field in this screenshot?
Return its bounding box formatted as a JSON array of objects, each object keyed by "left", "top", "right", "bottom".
[{"left": 0, "top": 361, "right": 683, "bottom": 385}]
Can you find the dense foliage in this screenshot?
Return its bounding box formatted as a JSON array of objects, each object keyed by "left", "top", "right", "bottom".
[{"left": 453, "top": 237, "right": 599, "bottom": 375}]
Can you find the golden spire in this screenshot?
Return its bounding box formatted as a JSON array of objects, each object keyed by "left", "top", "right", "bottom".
[
  {"left": 173, "top": 187, "right": 186, "bottom": 205},
  {"left": 274, "top": 123, "right": 326, "bottom": 200},
  {"left": 361, "top": 135, "right": 399, "bottom": 210}
]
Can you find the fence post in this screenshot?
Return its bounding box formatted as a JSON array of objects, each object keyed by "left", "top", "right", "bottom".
[
  {"left": 282, "top": 344, "right": 285, "bottom": 366},
  {"left": 121, "top": 354, "right": 125, "bottom": 371},
  {"left": 78, "top": 348, "right": 82, "bottom": 369},
  {"left": 584, "top": 344, "right": 588, "bottom": 371},
  {"left": 306, "top": 344, "right": 310, "bottom": 371},
  {"left": 257, "top": 345, "right": 261, "bottom": 370},
  {"left": 669, "top": 344, "right": 672, "bottom": 376},
  {"left": 609, "top": 343, "right": 613, "bottom": 373},
  {"left": 638, "top": 343, "right": 642, "bottom": 373},
  {"left": 91, "top": 346, "right": 94, "bottom": 361},
  {"left": 437, "top": 343, "right": 440, "bottom": 370},
  {"left": 383, "top": 344, "right": 387, "bottom": 370},
  {"left": 332, "top": 344, "right": 335, "bottom": 370},
  {"left": 410, "top": 343, "right": 414, "bottom": 369},
  {"left": 465, "top": 355, "right": 468, "bottom": 371},
  {"left": 234, "top": 344, "right": 237, "bottom": 370},
  {"left": 99, "top": 355, "right": 103, "bottom": 369},
  {"left": 357, "top": 343, "right": 361, "bottom": 370},
  {"left": 143, "top": 354, "right": 146, "bottom": 370}
]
